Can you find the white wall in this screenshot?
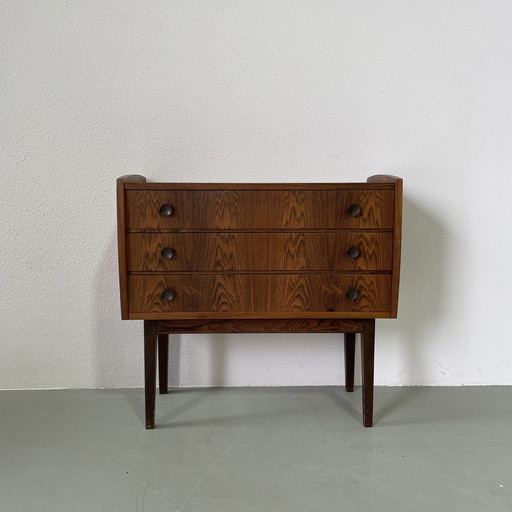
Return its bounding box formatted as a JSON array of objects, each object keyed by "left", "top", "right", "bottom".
[{"left": 2, "top": 1, "right": 512, "bottom": 389}]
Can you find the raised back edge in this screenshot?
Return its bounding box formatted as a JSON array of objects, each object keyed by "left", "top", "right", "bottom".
[
  {"left": 367, "top": 174, "right": 401, "bottom": 184},
  {"left": 118, "top": 174, "right": 147, "bottom": 183}
]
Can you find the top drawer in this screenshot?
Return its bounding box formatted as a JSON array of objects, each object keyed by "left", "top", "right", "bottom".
[{"left": 125, "top": 189, "right": 394, "bottom": 230}]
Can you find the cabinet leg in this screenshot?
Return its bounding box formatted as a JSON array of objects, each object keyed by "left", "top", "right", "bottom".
[
  {"left": 361, "top": 319, "right": 375, "bottom": 427},
  {"left": 344, "top": 333, "right": 356, "bottom": 392},
  {"left": 144, "top": 320, "right": 157, "bottom": 429},
  {"left": 158, "top": 334, "right": 169, "bottom": 394}
]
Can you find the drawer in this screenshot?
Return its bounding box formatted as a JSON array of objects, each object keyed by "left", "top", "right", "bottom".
[
  {"left": 125, "top": 189, "right": 394, "bottom": 230},
  {"left": 127, "top": 232, "right": 393, "bottom": 272},
  {"left": 128, "top": 274, "right": 391, "bottom": 314}
]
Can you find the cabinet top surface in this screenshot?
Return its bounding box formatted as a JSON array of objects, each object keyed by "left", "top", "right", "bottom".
[{"left": 123, "top": 182, "right": 396, "bottom": 190}]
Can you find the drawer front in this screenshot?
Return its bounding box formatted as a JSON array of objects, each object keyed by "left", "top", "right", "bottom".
[
  {"left": 127, "top": 232, "right": 393, "bottom": 272},
  {"left": 128, "top": 274, "right": 391, "bottom": 314},
  {"left": 125, "top": 190, "right": 394, "bottom": 230}
]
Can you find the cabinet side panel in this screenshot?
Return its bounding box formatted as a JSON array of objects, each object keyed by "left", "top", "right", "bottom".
[
  {"left": 367, "top": 175, "right": 403, "bottom": 317},
  {"left": 390, "top": 179, "right": 403, "bottom": 317},
  {"left": 117, "top": 179, "right": 129, "bottom": 319}
]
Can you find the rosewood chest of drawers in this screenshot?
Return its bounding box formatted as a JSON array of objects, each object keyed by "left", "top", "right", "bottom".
[{"left": 117, "top": 175, "right": 402, "bottom": 428}]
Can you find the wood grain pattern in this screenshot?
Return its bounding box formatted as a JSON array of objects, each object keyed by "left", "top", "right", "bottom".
[
  {"left": 125, "top": 189, "right": 394, "bottom": 230},
  {"left": 156, "top": 318, "right": 366, "bottom": 334},
  {"left": 128, "top": 274, "right": 391, "bottom": 314},
  {"left": 126, "top": 232, "right": 393, "bottom": 272},
  {"left": 391, "top": 178, "right": 402, "bottom": 318},
  {"left": 117, "top": 175, "right": 147, "bottom": 319},
  {"left": 368, "top": 175, "right": 402, "bottom": 317},
  {"left": 129, "top": 311, "right": 391, "bottom": 320}
]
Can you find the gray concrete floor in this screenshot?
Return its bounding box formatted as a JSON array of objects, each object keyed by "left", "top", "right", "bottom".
[{"left": 1, "top": 387, "right": 511, "bottom": 512}]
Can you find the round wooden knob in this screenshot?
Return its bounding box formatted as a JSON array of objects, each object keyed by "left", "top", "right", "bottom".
[
  {"left": 346, "top": 288, "right": 359, "bottom": 301},
  {"left": 347, "top": 246, "right": 360, "bottom": 259},
  {"left": 159, "top": 204, "right": 173, "bottom": 217},
  {"left": 162, "top": 289, "right": 175, "bottom": 301},
  {"left": 348, "top": 203, "right": 361, "bottom": 216},
  {"left": 161, "top": 247, "right": 175, "bottom": 260}
]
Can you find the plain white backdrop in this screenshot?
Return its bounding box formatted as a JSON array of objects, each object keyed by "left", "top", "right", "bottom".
[{"left": 1, "top": 1, "right": 512, "bottom": 389}]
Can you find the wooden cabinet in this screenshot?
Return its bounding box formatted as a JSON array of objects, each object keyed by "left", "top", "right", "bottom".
[{"left": 117, "top": 176, "right": 403, "bottom": 428}]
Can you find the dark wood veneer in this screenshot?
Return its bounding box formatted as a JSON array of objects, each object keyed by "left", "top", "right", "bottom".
[
  {"left": 126, "top": 189, "right": 394, "bottom": 230},
  {"left": 127, "top": 232, "right": 392, "bottom": 272},
  {"left": 155, "top": 318, "right": 367, "bottom": 333},
  {"left": 129, "top": 273, "right": 391, "bottom": 315},
  {"left": 344, "top": 333, "right": 356, "bottom": 392},
  {"left": 117, "top": 175, "right": 403, "bottom": 429},
  {"left": 117, "top": 175, "right": 146, "bottom": 319},
  {"left": 144, "top": 320, "right": 157, "bottom": 429},
  {"left": 368, "top": 175, "right": 402, "bottom": 316}
]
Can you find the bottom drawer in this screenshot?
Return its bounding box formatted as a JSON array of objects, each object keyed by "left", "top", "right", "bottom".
[{"left": 128, "top": 274, "right": 391, "bottom": 315}]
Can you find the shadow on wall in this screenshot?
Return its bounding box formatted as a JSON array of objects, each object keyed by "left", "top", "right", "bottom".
[
  {"left": 397, "top": 196, "right": 448, "bottom": 381},
  {"left": 375, "top": 196, "right": 448, "bottom": 420}
]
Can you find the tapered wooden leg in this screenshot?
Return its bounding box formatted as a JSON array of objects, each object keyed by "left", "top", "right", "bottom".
[
  {"left": 144, "top": 320, "right": 157, "bottom": 429},
  {"left": 158, "top": 334, "right": 169, "bottom": 394},
  {"left": 344, "top": 333, "right": 356, "bottom": 392},
  {"left": 361, "top": 319, "right": 375, "bottom": 427}
]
